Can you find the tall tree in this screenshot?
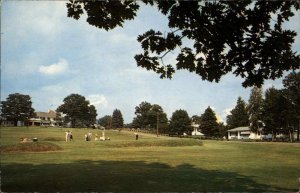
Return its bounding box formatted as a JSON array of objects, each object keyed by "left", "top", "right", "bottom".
[
  {"left": 147, "top": 104, "right": 168, "bottom": 132},
  {"left": 66, "top": 1, "right": 300, "bottom": 87},
  {"left": 226, "top": 97, "right": 249, "bottom": 129},
  {"left": 133, "top": 102, "right": 168, "bottom": 131},
  {"left": 87, "top": 105, "right": 97, "bottom": 126},
  {"left": 111, "top": 109, "right": 124, "bottom": 129},
  {"left": 262, "top": 87, "right": 286, "bottom": 140},
  {"left": 98, "top": 115, "right": 112, "bottom": 129},
  {"left": 131, "top": 116, "right": 142, "bottom": 129},
  {"left": 57, "top": 94, "right": 97, "bottom": 128},
  {"left": 134, "top": 101, "right": 152, "bottom": 129},
  {"left": 1, "top": 93, "right": 35, "bottom": 126},
  {"left": 282, "top": 71, "right": 300, "bottom": 141},
  {"left": 218, "top": 122, "right": 228, "bottom": 138},
  {"left": 248, "top": 86, "right": 264, "bottom": 132},
  {"left": 199, "top": 106, "right": 219, "bottom": 137},
  {"left": 275, "top": 89, "right": 297, "bottom": 142},
  {"left": 169, "top": 109, "right": 192, "bottom": 136}
]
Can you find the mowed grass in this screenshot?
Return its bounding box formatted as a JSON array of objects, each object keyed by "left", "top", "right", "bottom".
[{"left": 1, "top": 127, "right": 299, "bottom": 192}]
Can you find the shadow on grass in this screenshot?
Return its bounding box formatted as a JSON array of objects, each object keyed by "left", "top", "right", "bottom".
[{"left": 1, "top": 160, "right": 291, "bottom": 192}]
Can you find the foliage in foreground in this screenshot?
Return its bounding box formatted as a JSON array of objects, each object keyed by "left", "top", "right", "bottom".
[{"left": 67, "top": 1, "right": 300, "bottom": 87}]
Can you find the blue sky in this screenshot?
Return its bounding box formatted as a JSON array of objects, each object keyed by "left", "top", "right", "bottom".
[{"left": 1, "top": 1, "right": 300, "bottom": 123}]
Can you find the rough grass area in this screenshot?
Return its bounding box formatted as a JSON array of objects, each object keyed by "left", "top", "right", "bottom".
[
  {"left": 1, "top": 142, "right": 63, "bottom": 153},
  {"left": 43, "top": 137, "right": 65, "bottom": 142},
  {"left": 103, "top": 138, "right": 203, "bottom": 147}
]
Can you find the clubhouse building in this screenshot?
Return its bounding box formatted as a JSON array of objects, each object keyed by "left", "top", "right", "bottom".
[{"left": 28, "top": 110, "right": 61, "bottom": 127}]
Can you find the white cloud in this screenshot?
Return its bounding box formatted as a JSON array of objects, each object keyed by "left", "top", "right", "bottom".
[
  {"left": 87, "top": 94, "right": 108, "bottom": 108},
  {"left": 210, "top": 106, "right": 216, "bottom": 111},
  {"left": 216, "top": 113, "right": 223, "bottom": 123},
  {"left": 209, "top": 106, "right": 224, "bottom": 123},
  {"left": 223, "top": 108, "right": 233, "bottom": 116},
  {"left": 220, "top": 108, "right": 233, "bottom": 125},
  {"left": 87, "top": 95, "right": 108, "bottom": 117},
  {"left": 39, "top": 58, "right": 69, "bottom": 75}
]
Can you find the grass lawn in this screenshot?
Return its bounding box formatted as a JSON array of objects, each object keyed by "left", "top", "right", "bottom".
[{"left": 1, "top": 127, "right": 299, "bottom": 192}]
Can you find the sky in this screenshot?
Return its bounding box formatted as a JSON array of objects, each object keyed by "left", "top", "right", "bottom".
[{"left": 1, "top": 1, "right": 300, "bottom": 124}]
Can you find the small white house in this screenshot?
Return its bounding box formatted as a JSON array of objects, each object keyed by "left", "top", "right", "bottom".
[{"left": 228, "top": 127, "right": 262, "bottom": 140}]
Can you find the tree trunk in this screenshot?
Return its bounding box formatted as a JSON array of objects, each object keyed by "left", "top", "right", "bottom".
[
  {"left": 289, "top": 129, "right": 293, "bottom": 143},
  {"left": 272, "top": 130, "right": 276, "bottom": 141},
  {"left": 71, "top": 119, "right": 76, "bottom": 128},
  {"left": 297, "top": 119, "right": 300, "bottom": 142}
]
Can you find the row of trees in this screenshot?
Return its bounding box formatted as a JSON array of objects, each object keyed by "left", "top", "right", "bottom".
[
  {"left": 226, "top": 72, "right": 300, "bottom": 141},
  {"left": 98, "top": 101, "right": 224, "bottom": 137},
  {"left": 102, "top": 71, "right": 297, "bottom": 138},
  {"left": 98, "top": 109, "right": 124, "bottom": 129}
]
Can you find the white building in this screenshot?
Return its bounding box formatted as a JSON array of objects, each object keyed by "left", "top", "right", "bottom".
[
  {"left": 29, "top": 110, "right": 61, "bottom": 127},
  {"left": 227, "top": 127, "right": 263, "bottom": 140},
  {"left": 191, "top": 123, "right": 205, "bottom": 136}
]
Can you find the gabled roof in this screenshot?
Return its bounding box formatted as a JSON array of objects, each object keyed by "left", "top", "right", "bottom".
[
  {"left": 228, "top": 127, "right": 250, "bottom": 132},
  {"left": 35, "top": 110, "right": 57, "bottom": 118},
  {"left": 228, "top": 126, "right": 264, "bottom": 132}
]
